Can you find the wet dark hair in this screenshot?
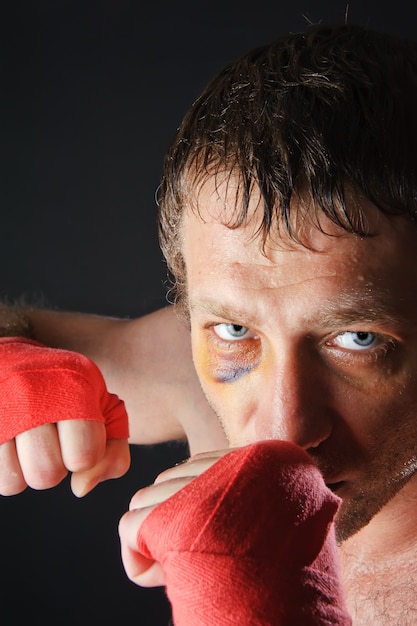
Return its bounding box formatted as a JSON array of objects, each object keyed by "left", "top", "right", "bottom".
[{"left": 158, "top": 24, "right": 417, "bottom": 302}]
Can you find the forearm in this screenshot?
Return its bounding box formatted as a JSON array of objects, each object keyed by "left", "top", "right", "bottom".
[
  {"left": 0, "top": 301, "right": 184, "bottom": 444},
  {"left": 24, "top": 306, "right": 184, "bottom": 444},
  {"left": 25, "top": 305, "right": 226, "bottom": 452},
  {"left": 0, "top": 302, "right": 225, "bottom": 496}
]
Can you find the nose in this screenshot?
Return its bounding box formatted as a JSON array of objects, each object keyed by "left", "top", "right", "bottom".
[{"left": 254, "top": 353, "right": 333, "bottom": 450}]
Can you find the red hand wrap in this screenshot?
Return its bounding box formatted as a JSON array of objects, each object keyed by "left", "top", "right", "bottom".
[
  {"left": 137, "top": 441, "right": 351, "bottom": 625},
  {"left": 0, "top": 337, "right": 129, "bottom": 444}
]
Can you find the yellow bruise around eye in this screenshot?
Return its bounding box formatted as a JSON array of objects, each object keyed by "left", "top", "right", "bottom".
[
  {"left": 193, "top": 337, "right": 213, "bottom": 379},
  {"left": 193, "top": 328, "right": 261, "bottom": 385}
]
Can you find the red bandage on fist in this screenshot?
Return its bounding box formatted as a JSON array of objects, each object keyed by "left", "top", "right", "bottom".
[
  {"left": 0, "top": 337, "right": 129, "bottom": 444},
  {"left": 137, "top": 441, "right": 351, "bottom": 626}
]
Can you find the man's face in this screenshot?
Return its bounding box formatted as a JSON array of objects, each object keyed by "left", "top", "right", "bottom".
[{"left": 182, "top": 176, "right": 417, "bottom": 541}]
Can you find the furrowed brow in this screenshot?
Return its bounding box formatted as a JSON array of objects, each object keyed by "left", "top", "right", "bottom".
[
  {"left": 189, "top": 298, "right": 257, "bottom": 326},
  {"left": 190, "top": 292, "right": 405, "bottom": 331},
  {"left": 315, "top": 293, "right": 404, "bottom": 329}
]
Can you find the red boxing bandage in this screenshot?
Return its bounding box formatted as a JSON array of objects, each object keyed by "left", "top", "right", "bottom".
[
  {"left": 0, "top": 337, "right": 129, "bottom": 444},
  {"left": 137, "top": 441, "right": 351, "bottom": 625}
]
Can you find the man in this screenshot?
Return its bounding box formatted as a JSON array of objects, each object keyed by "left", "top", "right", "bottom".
[
  {"left": 117, "top": 24, "right": 417, "bottom": 623},
  {"left": 1, "top": 23, "right": 417, "bottom": 623}
]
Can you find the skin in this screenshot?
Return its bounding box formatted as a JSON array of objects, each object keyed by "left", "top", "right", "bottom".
[
  {"left": 119, "top": 449, "right": 229, "bottom": 587},
  {"left": 0, "top": 421, "right": 129, "bottom": 497},
  {"left": 3, "top": 172, "right": 417, "bottom": 617},
  {"left": 120, "top": 176, "right": 417, "bottom": 597},
  {"left": 186, "top": 178, "right": 417, "bottom": 542},
  {"left": 0, "top": 307, "right": 226, "bottom": 496}
]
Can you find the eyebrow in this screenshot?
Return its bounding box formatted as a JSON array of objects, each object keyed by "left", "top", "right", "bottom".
[
  {"left": 314, "top": 302, "right": 402, "bottom": 329},
  {"left": 189, "top": 298, "right": 260, "bottom": 327},
  {"left": 189, "top": 292, "right": 405, "bottom": 330}
]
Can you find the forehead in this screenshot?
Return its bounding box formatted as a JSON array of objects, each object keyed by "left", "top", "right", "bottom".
[
  {"left": 184, "top": 171, "right": 388, "bottom": 257},
  {"left": 182, "top": 175, "right": 417, "bottom": 319}
]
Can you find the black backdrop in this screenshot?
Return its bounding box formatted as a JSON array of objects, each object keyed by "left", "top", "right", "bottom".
[{"left": 1, "top": 1, "right": 416, "bottom": 624}]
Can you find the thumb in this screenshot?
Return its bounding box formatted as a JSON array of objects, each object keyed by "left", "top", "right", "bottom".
[{"left": 71, "top": 438, "right": 130, "bottom": 497}]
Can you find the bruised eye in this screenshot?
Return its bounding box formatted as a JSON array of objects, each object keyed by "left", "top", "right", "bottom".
[
  {"left": 213, "top": 323, "right": 251, "bottom": 341},
  {"left": 333, "top": 331, "right": 380, "bottom": 351}
]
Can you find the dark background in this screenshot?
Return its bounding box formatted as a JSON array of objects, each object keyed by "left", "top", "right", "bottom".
[{"left": 1, "top": 1, "right": 416, "bottom": 624}]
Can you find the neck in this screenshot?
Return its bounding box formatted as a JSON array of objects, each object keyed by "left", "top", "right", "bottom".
[
  {"left": 338, "top": 475, "right": 417, "bottom": 625},
  {"left": 340, "top": 474, "right": 417, "bottom": 562}
]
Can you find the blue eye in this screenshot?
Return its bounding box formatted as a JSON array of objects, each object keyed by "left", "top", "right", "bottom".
[
  {"left": 213, "top": 324, "right": 250, "bottom": 341},
  {"left": 333, "top": 331, "right": 379, "bottom": 351}
]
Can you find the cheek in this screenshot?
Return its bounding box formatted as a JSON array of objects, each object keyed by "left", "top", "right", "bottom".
[
  {"left": 193, "top": 328, "right": 261, "bottom": 380},
  {"left": 337, "top": 377, "right": 417, "bottom": 454},
  {"left": 191, "top": 333, "right": 211, "bottom": 381},
  {"left": 193, "top": 340, "right": 239, "bottom": 409}
]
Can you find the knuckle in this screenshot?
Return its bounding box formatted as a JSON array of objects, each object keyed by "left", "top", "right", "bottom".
[
  {"left": 118, "top": 512, "right": 127, "bottom": 535},
  {"left": 0, "top": 441, "right": 27, "bottom": 495},
  {"left": 59, "top": 420, "right": 106, "bottom": 471},
  {"left": 25, "top": 467, "right": 68, "bottom": 491},
  {"left": 118, "top": 510, "right": 133, "bottom": 541},
  {"left": 111, "top": 451, "right": 131, "bottom": 478},
  {"left": 64, "top": 451, "right": 99, "bottom": 473},
  {"left": 102, "top": 439, "right": 130, "bottom": 479},
  {"left": 0, "top": 478, "right": 27, "bottom": 496},
  {"left": 129, "top": 487, "right": 149, "bottom": 510}
]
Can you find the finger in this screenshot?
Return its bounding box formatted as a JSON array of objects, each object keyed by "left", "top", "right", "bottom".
[
  {"left": 129, "top": 475, "right": 195, "bottom": 510},
  {"left": 57, "top": 420, "right": 106, "bottom": 472},
  {"left": 192, "top": 448, "right": 232, "bottom": 459},
  {"left": 0, "top": 439, "right": 27, "bottom": 495},
  {"left": 119, "top": 507, "right": 166, "bottom": 587},
  {"left": 153, "top": 448, "right": 231, "bottom": 484},
  {"left": 70, "top": 438, "right": 130, "bottom": 497},
  {"left": 15, "top": 424, "right": 68, "bottom": 490}
]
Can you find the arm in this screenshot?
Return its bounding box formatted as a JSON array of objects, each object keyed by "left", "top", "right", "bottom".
[
  {"left": 0, "top": 304, "right": 226, "bottom": 496},
  {"left": 119, "top": 442, "right": 351, "bottom": 625},
  {"left": 28, "top": 305, "right": 226, "bottom": 452}
]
